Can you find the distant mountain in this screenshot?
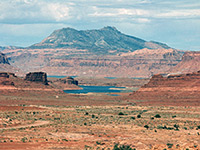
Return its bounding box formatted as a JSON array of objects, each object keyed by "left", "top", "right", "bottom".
[
  {"left": 2, "top": 26, "right": 185, "bottom": 77},
  {"left": 30, "top": 26, "right": 171, "bottom": 54}
]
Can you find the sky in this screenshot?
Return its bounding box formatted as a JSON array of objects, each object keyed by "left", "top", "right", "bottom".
[{"left": 0, "top": 0, "right": 200, "bottom": 51}]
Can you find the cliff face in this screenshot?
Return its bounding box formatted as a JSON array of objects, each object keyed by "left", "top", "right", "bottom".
[
  {"left": 130, "top": 71, "right": 200, "bottom": 105},
  {"left": 25, "top": 72, "right": 48, "bottom": 85},
  {"left": 4, "top": 48, "right": 183, "bottom": 78},
  {"left": 169, "top": 52, "right": 200, "bottom": 74},
  {"left": 0, "top": 52, "right": 10, "bottom": 65}
]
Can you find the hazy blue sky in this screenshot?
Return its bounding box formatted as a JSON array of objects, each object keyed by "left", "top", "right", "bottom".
[{"left": 0, "top": 0, "right": 200, "bottom": 51}]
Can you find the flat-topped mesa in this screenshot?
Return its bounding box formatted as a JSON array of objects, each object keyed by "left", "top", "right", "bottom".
[{"left": 25, "top": 72, "right": 48, "bottom": 85}]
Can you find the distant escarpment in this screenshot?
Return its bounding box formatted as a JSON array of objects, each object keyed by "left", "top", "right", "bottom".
[
  {"left": 0, "top": 51, "right": 21, "bottom": 74},
  {"left": 0, "top": 52, "right": 10, "bottom": 65},
  {"left": 169, "top": 51, "right": 200, "bottom": 74},
  {"left": 130, "top": 71, "right": 200, "bottom": 106},
  {"left": 2, "top": 27, "right": 184, "bottom": 77}
]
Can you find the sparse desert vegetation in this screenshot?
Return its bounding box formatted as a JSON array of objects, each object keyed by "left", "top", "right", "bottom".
[{"left": 0, "top": 100, "right": 200, "bottom": 149}]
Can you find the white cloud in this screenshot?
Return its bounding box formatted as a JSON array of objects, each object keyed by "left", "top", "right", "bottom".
[
  {"left": 155, "top": 9, "right": 200, "bottom": 18},
  {"left": 0, "top": 0, "right": 73, "bottom": 23},
  {"left": 0, "top": 0, "right": 200, "bottom": 50},
  {"left": 41, "top": 3, "right": 71, "bottom": 21}
]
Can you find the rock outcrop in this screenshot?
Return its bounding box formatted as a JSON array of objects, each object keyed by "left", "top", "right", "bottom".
[
  {"left": 0, "top": 72, "right": 16, "bottom": 86},
  {"left": 130, "top": 71, "right": 200, "bottom": 106},
  {"left": 0, "top": 52, "right": 10, "bottom": 65},
  {"left": 0, "top": 72, "right": 16, "bottom": 78},
  {"left": 51, "top": 76, "right": 80, "bottom": 90},
  {"left": 55, "top": 77, "right": 78, "bottom": 85},
  {"left": 169, "top": 51, "right": 200, "bottom": 74},
  {"left": 25, "top": 72, "right": 48, "bottom": 85}
]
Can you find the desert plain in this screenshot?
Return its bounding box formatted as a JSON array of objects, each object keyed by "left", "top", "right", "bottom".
[{"left": 0, "top": 76, "right": 200, "bottom": 150}]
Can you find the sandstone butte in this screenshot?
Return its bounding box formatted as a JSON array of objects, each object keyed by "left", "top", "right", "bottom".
[{"left": 130, "top": 70, "right": 200, "bottom": 106}]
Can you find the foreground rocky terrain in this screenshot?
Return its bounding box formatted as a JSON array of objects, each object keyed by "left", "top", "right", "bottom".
[{"left": 0, "top": 70, "right": 199, "bottom": 149}]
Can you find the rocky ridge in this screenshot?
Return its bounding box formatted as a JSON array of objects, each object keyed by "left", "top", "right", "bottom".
[
  {"left": 130, "top": 71, "right": 200, "bottom": 105},
  {"left": 169, "top": 51, "right": 200, "bottom": 74}
]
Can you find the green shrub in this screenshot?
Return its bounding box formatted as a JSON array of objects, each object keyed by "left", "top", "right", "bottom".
[
  {"left": 62, "top": 139, "right": 68, "bottom": 142},
  {"left": 21, "top": 137, "right": 28, "bottom": 143},
  {"left": 144, "top": 125, "right": 149, "bottom": 129},
  {"left": 113, "top": 144, "right": 135, "bottom": 150},
  {"left": 118, "top": 112, "right": 124, "bottom": 115},
  {"left": 130, "top": 116, "right": 135, "bottom": 120},
  {"left": 154, "top": 114, "right": 161, "bottom": 118},
  {"left": 137, "top": 114, "right": 141, "bottom": 118},
  {"left": 167, "top": 143, "right": 173, "bottom": 148}
]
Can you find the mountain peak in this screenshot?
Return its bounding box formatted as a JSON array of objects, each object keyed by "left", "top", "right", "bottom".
[
  {"left": 101, "top": 26, "right": 118, "bottom": 31},
  {"left": 29, "top": 26, "right": 172, "bottom": 53}
]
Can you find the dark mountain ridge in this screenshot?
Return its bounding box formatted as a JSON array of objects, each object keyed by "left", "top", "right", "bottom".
[
  {"left": 0, "top": 52, "right": 10, "bottom": 65},
  {"left": 29, "top": 26, "right": 171, "bottom": 54}
]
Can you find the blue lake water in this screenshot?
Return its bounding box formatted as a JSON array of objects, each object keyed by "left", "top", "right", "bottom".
[
  {"left": 104, "top": 77, "right": 117, "bottom": 79},
  {"left": 48, "top": 75, "right": 77, "bottom": 78},
  {"left": 64, "top": 85, "right": 128, "bottom": 94}
]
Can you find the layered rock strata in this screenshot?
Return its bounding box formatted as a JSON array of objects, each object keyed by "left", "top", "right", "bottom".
[
  {"left": 130, "top": 71, "right": 200, "bottom": 105},
  {"left": 25, "top": 72, "right": 48, "bottom": 85}
]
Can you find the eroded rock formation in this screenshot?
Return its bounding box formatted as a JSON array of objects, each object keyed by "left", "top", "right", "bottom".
[
  {"left": 51, "top": 76, "right": 80, "bottom": 90},
  {"left": 130, "top": 71, "right": 200, "bottom": 105},
  {"left": 55, "top": 77, "right": 78, "bottom": 85},
  {"left": 169, "top": 51, "right": 200, "bottom": 74},
  {"left": 0, "top": 52, "right": 10, "bottom": 65},
  {"left": 25, "top": 72, "right": 48, "bottom": 85},
  {"left": 0, "top": 72, "right": 16, "bottom": 86}
]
